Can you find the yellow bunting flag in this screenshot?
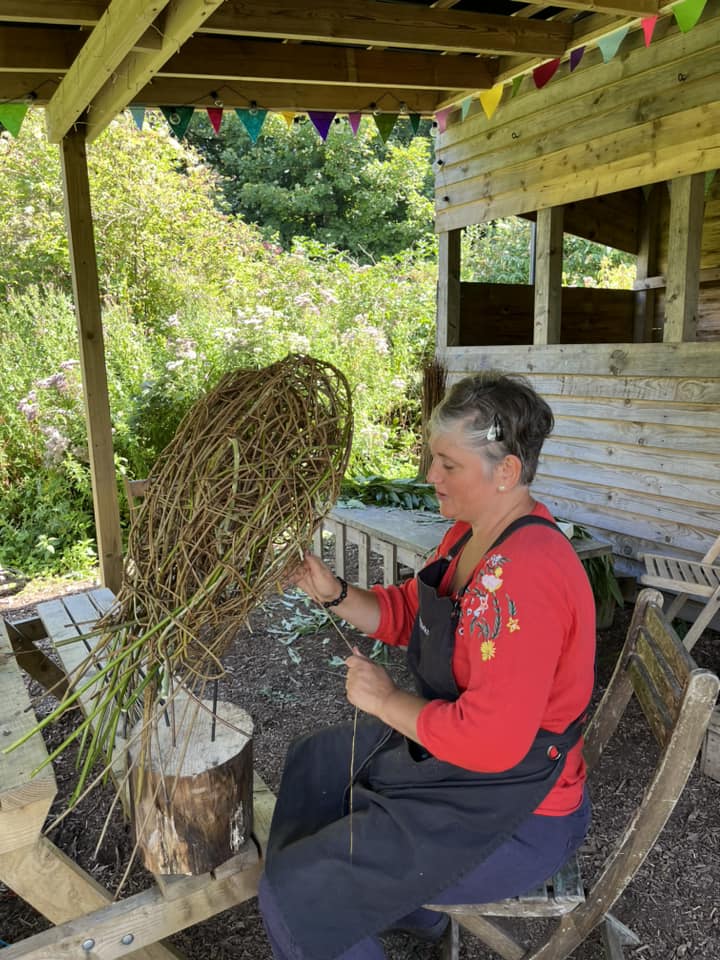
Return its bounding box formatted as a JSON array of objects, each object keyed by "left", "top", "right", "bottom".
[
  {"left": 479, "top": 84, "right": 504, "bottom": 121},
  {"left": 281, "top": 112, "right": 295, "bottom": 127}
]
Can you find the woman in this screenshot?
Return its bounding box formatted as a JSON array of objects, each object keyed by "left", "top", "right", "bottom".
[{"left": 258, "top": 372, "right": 596, "bottom": 960}]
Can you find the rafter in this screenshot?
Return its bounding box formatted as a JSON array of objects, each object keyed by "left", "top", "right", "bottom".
[
  {"left": 161, "top": 37, "right": 495, "bottom": 90},
  {"left": 132, "top": 79, "right": 443, "bottom": 114},
  {"left": 44, "top": 0, "right": 171, "bottom": 142},
  {"left": 77, "top": 0, "right": 226, "bottom": 143},
  {"left": 0, "top": 0, "right": 107, "bottom": 25},
  {"left": 202, "top": 0, "right": 573, "bottom": 58}
]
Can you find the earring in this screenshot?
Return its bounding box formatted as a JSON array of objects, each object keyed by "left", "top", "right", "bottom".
[{"left": 498, "top": 485, "right": 506, "bottom": 492}]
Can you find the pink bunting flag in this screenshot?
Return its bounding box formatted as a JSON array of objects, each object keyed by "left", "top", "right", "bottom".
[
  {"left": 435, "top": 108, "right": 451, "bottom": 134},
  {"left": 641, "top": 16, "right": 658, "bottom": 46},
  {"left": 206, "top": 108, "right": 223, "bottom": 134},
  {"left": 308, "top": 111, "right": 335, "bottom": 141},
  {"left": 533, "top": 59, "right": 560, "bottom": 89},
  {"left": 569, "top": 47, "right": 585, "bottom": 72},
  {"left": 347, "top": 112, "right": 362, "bottom": 135}
]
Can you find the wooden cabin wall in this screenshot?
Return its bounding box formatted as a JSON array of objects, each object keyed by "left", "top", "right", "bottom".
[
  {"left": 437, "top": 343, "right": 720, "bottom": 578},
  {"left": 434, "top": 5, "right": 720, "bottom": 232},
  {"left": 653, "top": 176, "right": 720, "bottom": 340},
  {"left": 459, "top": 284, "right": 635, "bottom": 344}
]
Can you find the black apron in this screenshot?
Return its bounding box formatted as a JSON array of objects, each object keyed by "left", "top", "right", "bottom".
[{"left": 264, "top": 515, "right": 585, "bottom": 960}]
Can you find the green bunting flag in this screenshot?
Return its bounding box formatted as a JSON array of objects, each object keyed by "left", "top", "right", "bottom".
[
  {"left": 511, "top": 76, "right": 523, "bottom": 99},
  {"left": 460, "top": 97, "right": 473, "bottom": 121},
  {"left": 161, "top": 106, "right": 194, "bottom": 139},
  {"left": 236, "top": 108, "right": 268, "bottom": 143},
  {"left": 409, "top": 113, "right": 421, "bottom": 135},
  {"left": 672, "top": 0, "right": 707, "bottom": 32},
  {"left": 130, "top": 107, "right": 145, "bottom": 130},
  {"left": 596, "top": 27, "right": 629, "bottom": 63},
  {"left": 706, "top": 170, "right": 717, "bottom": 197},
  {"left": 374, "top": 113, "right": 397, "bottom": 142},
  {"left": 0, "top": 103, "right": 29, "bottom": 137}
]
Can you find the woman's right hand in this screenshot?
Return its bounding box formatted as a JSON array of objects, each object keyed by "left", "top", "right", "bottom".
[{"left": 290, "top": 550, "right": 345, "bottom": 607}]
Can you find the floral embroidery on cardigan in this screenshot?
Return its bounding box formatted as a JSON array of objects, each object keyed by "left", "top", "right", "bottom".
[{"left": 463, "top": 553, "right": 520, "bottom": 653}]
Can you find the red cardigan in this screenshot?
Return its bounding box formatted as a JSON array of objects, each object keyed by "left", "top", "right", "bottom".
[{"left": 371, "top": 502, "right": 596, "bottom": 816}]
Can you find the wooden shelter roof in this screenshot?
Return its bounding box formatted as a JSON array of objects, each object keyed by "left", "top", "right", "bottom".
[{"left": 1, "top": 0, "right": 672, "bottom": 143}]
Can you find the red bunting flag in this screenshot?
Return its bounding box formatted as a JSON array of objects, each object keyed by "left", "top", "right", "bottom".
[
  {"left": 641, "top": 16, "right": 658, "bottom": 46},
  {"left": 206, "top": 108, "right": 223, "bottom": 134},
  {"left": 533, "top": 59, "right": 560, "bottom": 89}
]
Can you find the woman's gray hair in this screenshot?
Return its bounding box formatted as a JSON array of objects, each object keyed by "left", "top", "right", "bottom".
[{"left": 428, "top": 372, "right": 554, "bottom": 484}]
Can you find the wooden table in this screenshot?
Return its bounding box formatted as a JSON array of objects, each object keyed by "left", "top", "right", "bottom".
[
  {"left": 317, "top": 505, "right": 612, "bottom": 588},
  {"left": 0, "top": 590, "right": 276, "bottom": 960}
]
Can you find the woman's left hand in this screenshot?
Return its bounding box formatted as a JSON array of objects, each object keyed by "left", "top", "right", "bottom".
[{"left": 345, "top": 646, "right": 396, "bottom": 718}]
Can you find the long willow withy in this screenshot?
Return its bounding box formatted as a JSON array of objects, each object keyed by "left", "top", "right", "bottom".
[{"left": 8, "top": 353, "right": 353, "bottom": 814}]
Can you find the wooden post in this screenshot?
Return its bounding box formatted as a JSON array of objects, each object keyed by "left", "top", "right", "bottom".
[
  {"left": 437, "top": 229, "right": 461, "bottom": 348},
  {"left": 633, "top": 184, "right": 660, "bottom": 343},
  {"left": 663, "top": 173, "right": 705, "bottom": 343},
  {"left": 534, "top": 206, "right": 564, "bottom": 344},
  {"left": 60, "top": 127, "right": 123, "bottom": 592}
]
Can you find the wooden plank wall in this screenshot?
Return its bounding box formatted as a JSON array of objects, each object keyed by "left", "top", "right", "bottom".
[
  {"left": 459, "top": 284, "right": 635, "bottom": 345},
  {"left": 434, "top": 5, "right": 720, "bottom": 232},
  {"left": 436, "top": 343, "right": 720, "bottom": 577}
]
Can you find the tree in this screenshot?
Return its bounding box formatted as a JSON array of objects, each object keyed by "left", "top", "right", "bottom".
[{"left": 185, "top": 113, "right": 436, "bottom": 261}]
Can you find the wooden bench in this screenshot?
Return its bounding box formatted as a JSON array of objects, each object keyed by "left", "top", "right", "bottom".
[
  {"left": 319, "top": 504, "right": 612, "bottom": 588},
  {"left": 0, "top": 591, "right": 277, "bottom": 960},
  {"left": 426, "top": 588, "right": 720, "bottom": 960}
]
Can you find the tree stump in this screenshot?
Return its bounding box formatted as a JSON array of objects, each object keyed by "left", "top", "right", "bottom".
[{"left": 129, "top": 694, "right": 254, "bottom": 875}]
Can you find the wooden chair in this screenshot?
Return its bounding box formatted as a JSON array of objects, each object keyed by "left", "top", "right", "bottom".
[
  {"left": 426, "top": 588, "right": 720, "bottom": 960},
  {"left": 640, "top": 533, "right": 720, "bottom": 651}
]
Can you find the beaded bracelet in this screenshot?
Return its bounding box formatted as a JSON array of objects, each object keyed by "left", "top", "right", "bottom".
[{"left": 322, "top": 576, "right": 348, "bottom": 609}]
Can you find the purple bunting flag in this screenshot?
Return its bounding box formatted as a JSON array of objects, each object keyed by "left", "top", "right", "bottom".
[
  {"left": 569, "top": 47, "right": 585, "bottom": 72},
  {"left": 308, "top": 111, "right": 335, "bottom": 141},
  {"left": 348, "top": 112, "right": 362, "bottom": 135}
]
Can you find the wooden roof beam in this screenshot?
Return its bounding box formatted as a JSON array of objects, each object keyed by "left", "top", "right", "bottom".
[
  {"left": 161, "top": 37, "right": 496, "bottom": 90},
  {"left": 44, "top": 0, "right": 174, "bottom": 142},
  {"left": 68, "top": 0, "right": 226, "bottom": 143},
  {"left": 202, "top": 0, "right": 573, "bottom": 58},
  {"left": 132, "top": 79, "right": 443, "bottom": 114},
  {"left": 0, "top": 0, "right": 107, "bottom": 25},
  {"left": 520, "top": 0, "right": 659, "bottom": 16}
]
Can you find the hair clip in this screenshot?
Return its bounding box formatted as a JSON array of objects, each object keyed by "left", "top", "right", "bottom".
[{"left": 486, "top": 413, "right": 503, "bottom": 442}]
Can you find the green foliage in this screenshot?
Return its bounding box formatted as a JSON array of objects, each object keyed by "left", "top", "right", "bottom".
[
  {"left": 340, "top": 475, "right": 438, "bottom": 511},
  {"left": 185, "top": 113, "right": 436, "bottom": 262}
]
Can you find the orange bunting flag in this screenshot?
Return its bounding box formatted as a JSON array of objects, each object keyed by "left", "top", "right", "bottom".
[
  {"left": 435, "top": 108, "right": 451, "bottom": 134},
  {"left": 206, "top": 108, "right": 223, "bottom": 134},
  {"left": 641, "top": 16, "right": 658, "bottom": 46},
  {"left": 479, "top": 84, "right": 503, "bottom": 120},
  {"left": 532, "top": 59, "right": 560, "bottom": 89}
]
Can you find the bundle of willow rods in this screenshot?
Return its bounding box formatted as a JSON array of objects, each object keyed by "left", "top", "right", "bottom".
[{"left": 26, "top": 354, "right": 353, "bottom": 807}]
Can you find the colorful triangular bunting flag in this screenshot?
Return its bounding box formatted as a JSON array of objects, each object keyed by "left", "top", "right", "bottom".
[
  {"left": 161, "top": 106, "right": 194, "bottom": 139},
  {"left": 460, "top": 97, "right": 473, "bottom": 121},
  {"left": 308, "top": 111, "right": 335, "bottom": 141},
  {"left": 236, "top": 108, "right": 268, "bottom": 143},
  {"left": 130, "top": 106, "right": 145, "bottom": 131},
  {"left": 641, "top": 16, "right": 658, "bottom": 46},
  {"left": 569, "top": 47, "right": 585, "bottom": 71},
  {"left": 435, "top": 108, "right": 451, "bottom": 134},
  {"left": 348, "top": 112, "right": 362, "bottom": 135},
  {"left": 281, "top": 112, "right": 295, "bottom": 128},
  {"left": 672, "top": 0, "right": 707, "bottom": 32},
  {"left": 374, "top": 113, "right": 397, "bottom": 142},
  {"left": 479, "top": 84, "right": 503, "bottom": 121},
  {"left": 533, "top": 59, "right": 560, "bottom": 89},
  {"left": 511, "top": 76, "right": 523, "bottom": 99},
  {"left": 596, "top": 27, "right": 629, "bottom": 63},
  {"left": 409, "top": 113, "right": 421, "bottom": 136},
  {"left": 0, "top": 103, "right": 29, "bottom": 138},
  {"left": 206, "top": 108, "right": 223, "bottom": 134}
]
